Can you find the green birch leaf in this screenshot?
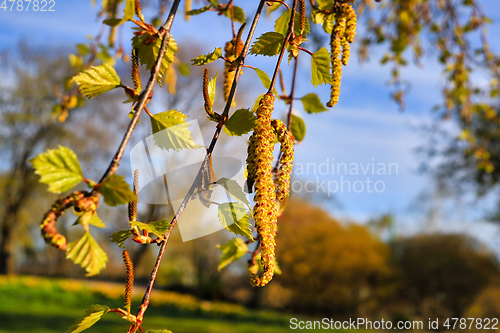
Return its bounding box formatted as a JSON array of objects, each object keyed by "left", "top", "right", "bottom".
[
  {"left": 69, "top": 54, "right": 83, "bottom": 70},
  {"left": 275, "top": 10, "right": 310, "bottom": 37},
  {"left": 102, "top": 18, "right": 123, "bottom": 26},
  {"left": 73, "top": 211, "right": 106, "bottom": 229},
  {"left": 224, "top": 109, "right": 256, "bottom": 136},
  {"left": 76, "top": 44, "right": 90, "bottom": 56},
  {"left": 315, "top": 0, "right": 335, "bottom": 10},
  {"left": 66, "top": 232, "right": 108, "bottom": 276},
  {"left": 291, "top": 114, "right": 306, "bottom": 142},
  {"left": 322, "top": 14, "right": 335, "bottom": 34},
  {"left": 123, "top": 0, "right": 135, "bottom": 21},
  {"left": 66, "top": 304, "right": 110, "bottom": 333},
  {"left": 311, "top": 47, "right": 332, "bottom": 87},
  {"left": 130, "top": 220, "right": 171, "bottom": 238},
  {"left": 224, "top": 5, "right": 246, "bottom": 23},
  {"left": 150, "top": 110, "right": 203, "bottom": 151},
  {"left": 109, "top": 230, "right": 130, "bottom": 248},
  {"left": 72, "top": 63, "right": 121, "bottom": 98},
  {"left": 250, "top": 32, "right": 285, "bottom": 57},
  {"left": 208, "top": 71, "right": 218, "bottom": 106},
  {"left": 301, "top": 93, "right": 328, "bottom": 113},
  {"left": 217, "top": 237, "right": 248, "bottom": 271},
  {"left": 30, "top": 145, "right": 84, "bottom": 194},
  {"left": 191, "top": 47, "right": 222, "bottom": 66},
  {"left": 251, "top": 67, "right": 278, "bottom": 97},
  {"left": 311, "top": 8, "right": 325, "bottom": 25},
  {"left": 216, "top": 178, "right": 250, "bottom": 206},
  {"left": 218, "top": 202, "right": 254, "bottom": 240},
  {"left": 186, "top": 5, "right": 212, "bottom": 16},
  {"left": 132, "top": 34, "right": 178, "bottom": 86},
  {"left": 99, "top": 174, "right": 136, "bottom": 207}
]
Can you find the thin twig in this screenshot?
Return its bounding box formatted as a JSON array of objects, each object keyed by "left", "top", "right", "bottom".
[
  {"left": 228, "top": 0, "right": 236, "bottom": 37},
  {"left": 287, "top": 54, "right": 299, "bottom": 129},
  {"left": 298, "top": 46, "right": 313, "bottom": 56},
  {"left": 267, "top": 0, "right": 298, "bottom": 94},
  {"left": 94, "top": 0, "right": 181, "bottom": 194},
  {"left": 270, "top": 0, "right": 291, "bottom": 11},
  {"left": 131, "top": 1, "right": 268, "bottom": 328}
]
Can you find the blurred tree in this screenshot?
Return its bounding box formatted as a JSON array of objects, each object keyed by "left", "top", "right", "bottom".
[
  {"left": 0, "top": 44, "right": 124, "bottom": 275},
  {"left": 393, "top": 233, "right": 499, "bottom": 320},
  {"left": 274, "top": 198, "right": 393, "bottom": 317}
]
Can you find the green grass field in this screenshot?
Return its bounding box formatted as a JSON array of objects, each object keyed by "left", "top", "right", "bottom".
[{"left": 0, "top": 276, "right": 344, "bottom": 333}]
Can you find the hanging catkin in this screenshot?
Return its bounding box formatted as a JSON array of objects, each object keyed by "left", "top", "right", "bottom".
[
  {"left": 272, "top": 119, "right": 294, "bottom": 202},
  {"left": 248, "top": 93, "right": 277, "bottom": 287},
  {"left": 327, "top": 3, "right": 357, "bottom": 107}
]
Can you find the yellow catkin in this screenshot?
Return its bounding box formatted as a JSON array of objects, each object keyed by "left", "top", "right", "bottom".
[
  {"left": 341, "top": 38, "right": 350, "bottom": 66},
  {"left": 272, "top": 120, "right": 294, "bottom": 201},
  {"left": 202, "top": 68, "right": 213, "bottom": 118},
  {"left": 299, "top": 0, "right": 306, "bottom": 32},
  {"left": 249, "top": 93, "right": 277, "bottom": 287},
  {"left": 135, "top": 0, "right": 143, "bottom": 20},
  {"left": 344, "top": 5, "right": 357, "bottom": 44},
  {"left": 246, "top": 134, "right": 258, "bottom": 193},
  {"left": 131, "top": 48, "right": 142, "bottom": 94},
  {"left": 327, "top": 4, "right": 354, "bottom": 108},
  {"left": 122, "top": 250, "right": 134, "bottom": 315},
  {"left": 128, "top": 169, "right": 139, "bottom": 222}
]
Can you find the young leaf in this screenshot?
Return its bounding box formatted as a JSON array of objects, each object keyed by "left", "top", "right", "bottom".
[
  {"left": 291, "top": 114, "right": 306, "bottom": 142},
  {"left": 315, "top": 0, "right": 335, "bottom": 10},
  {"left": 76, "top": 43, "right": 90, "bottom": 56},
  {"left": 99, "top": 174, "right": 137, "bottom": 207},
  {"left": 30, "top": 145, "right": 84, "bottom": 194},
  {"left": 301, "top": 93, "right": 328, "bottom": 113},
  {"left": 250, "top": 32, "right": 286, "bottom": 57},
  {"left": 123, "top": 0, "right": 135, "bottom": 21},
  {"left": 224, "top": 108, "right": 256, "bottom": 136},
  {"left": 132, "top": 34, "right": 178, "bottom": 86},
  {"left": 103, "top": 18, "right": 123, "bottom": 26},
  {"left": 251, "top": 68, "right": 278, "bottom": 97},
  {"left": 66, "top": 304, "right": 110, "bottom": 333},
  {"left": 110, "top": 230, "right": 131, "bottom": 248},
  {"left": 216, "top": 178, "right": 250, "bottom": 206},
  {"left": 217, "top": 237, "right": 248, "bottom": 271},
  {"left": 224, "top": 6, "right": 246, "bottom": 23},
  {"left": 130, "top": 220, "right": 171, "bottom": 238},
  {"left": 275, "top": 10, "right": 310, "bottom": 37},
  {"left": 66, "top": 232, "right": 108, "bottom": 276},
  {"left": 145, "top": 330, "right": 173, "bottom": 333},
  {"left": 191, "top": 47, "right": 222, "bottom": 66},
  {"left": 218, "top": 202, "right": 254, "bottom": 240},
  {"left": 186, "top": 5, "right": 211, "bottom": 16},
  {"left": 311, "top": 47, "right": 332, "bottom": 87},
  {"left": 73, "top": 211, "right": 106, "bottom": 229},
  {"left": 208, "top": 71, "right": 218, "bottom": 107},
  {"left": 72, "top": 63, "right": 121, "bottom": 98},
  {"left": 150, "top": 110, "right": 203, "bottom": 151}
]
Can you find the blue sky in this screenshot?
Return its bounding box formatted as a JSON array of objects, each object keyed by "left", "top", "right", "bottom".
[{"left": 2, "top": 1, "right": 500, "bottom": 249}]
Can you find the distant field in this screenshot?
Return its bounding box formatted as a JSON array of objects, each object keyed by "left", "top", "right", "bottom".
[{"left": 0, "top": 276, "right": 346, "bottom": 333}]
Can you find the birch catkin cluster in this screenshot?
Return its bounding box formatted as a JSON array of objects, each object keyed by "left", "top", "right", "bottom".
[
  {"left": 327, "top": 3, "right": 357, "bottom": 108},
  {"left": 246, "top": 93, "right": 294, "bottom": 287}
]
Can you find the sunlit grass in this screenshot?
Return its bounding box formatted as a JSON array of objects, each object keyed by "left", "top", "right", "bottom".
[{"left": 0, "top": 275, "right": 349, "bottom": 333}]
